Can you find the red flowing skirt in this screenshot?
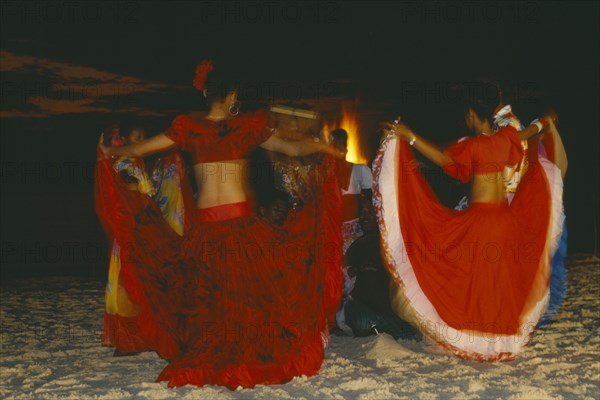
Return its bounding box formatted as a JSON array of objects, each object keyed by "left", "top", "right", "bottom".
[
  {"left": 156, "top": 206, "right": 324, "bottom": 388},
  {"left": 95, "top": 150, "right": 342, "bottom": 388},
  {"left": 96, "top": 151, "right": 191, "bottom": 360},
  {"left": 373, "top": 137, "right": 563, "bottom": 361}
]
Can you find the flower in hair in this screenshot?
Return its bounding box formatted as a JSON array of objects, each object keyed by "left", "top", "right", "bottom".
[{"left": 193, "top": 60, "right": 214, "bottom": 91}]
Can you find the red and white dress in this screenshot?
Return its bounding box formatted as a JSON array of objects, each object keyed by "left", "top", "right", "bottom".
[
  {"left": 373, "top": 126, "right": 563, "bottom": 361},
  {"left": 95, "top": 110, "right": 343, "bottom": 388}
]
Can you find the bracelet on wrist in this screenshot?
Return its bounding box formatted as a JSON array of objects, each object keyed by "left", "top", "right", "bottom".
[{"left": 530, "top": 119, "right": 544, "bottom": 134}]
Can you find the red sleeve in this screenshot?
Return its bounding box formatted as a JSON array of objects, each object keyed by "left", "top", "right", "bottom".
[
  {"left": 163, "top": 115, "right": 194, "bottom": 151},
  {"left": 499, "top": 126, "right": 524, "bottom": 166},
  {"left": 164, "top": 115, "right": 213, "bottom": 152},
  {"left": 166, "top": 112, "right": 273, "bottom": 160},
  {"left": 234, "top": 110, "right": 273, "bottom": 145},
  {"left": 442, "top": 137, "right": 473, "bottom": 183},
  {"left": 223, "top": 111, "right": 274, "bottom": 159}
]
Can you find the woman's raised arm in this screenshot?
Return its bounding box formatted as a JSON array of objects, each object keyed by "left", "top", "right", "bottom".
[
  {"left": 383, "top": 121, "right": 454, "bottom": 167},
  {"left": 260, "top": 134, "right": 341, "bottom": 158},
  {"left": 99, "top": 132, "right": 176, "bottom": 158},
  {"left": 518, "top": 115, "right": 558, "bottom": 142}
]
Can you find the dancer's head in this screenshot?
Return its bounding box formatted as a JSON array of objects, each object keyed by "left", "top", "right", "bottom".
[
  {"left": 126, "top": 127, "right": 146, "bottom": 144},
  {"left": 330, "top": 128, "right": 348, "bottom": 155},
  {"left": 462, "top": 81, "right": 502, "bottom": 133},
  {"left": 194, "top": 59, "right": 239, "bottom": 113}
]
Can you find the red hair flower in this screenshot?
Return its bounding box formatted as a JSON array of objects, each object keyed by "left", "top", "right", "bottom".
[{"left": 193, "top": 60, "right": 214, "bottom": 91}]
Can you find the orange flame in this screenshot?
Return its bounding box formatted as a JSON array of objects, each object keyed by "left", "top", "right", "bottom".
[{"left": 323, "top": 101, "right": 367, "bottom": 164}]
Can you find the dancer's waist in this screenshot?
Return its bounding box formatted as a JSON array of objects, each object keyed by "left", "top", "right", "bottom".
[{"left": 195, "top": 201, "right": 251, "bottom": 222}]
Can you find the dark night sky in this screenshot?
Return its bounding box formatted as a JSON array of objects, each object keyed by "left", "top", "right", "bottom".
[{"left": 1, "top": 0, "right": 598, "bottom": 278}]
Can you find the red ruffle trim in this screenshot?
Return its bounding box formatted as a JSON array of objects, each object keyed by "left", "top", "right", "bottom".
[{"left": 157, "top": 332, "right": 324, "bottom": 390}]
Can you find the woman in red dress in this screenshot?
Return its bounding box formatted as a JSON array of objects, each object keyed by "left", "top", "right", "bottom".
[
  {"left": 374, "top": 88, "right": 564, "bottom": 361},
  {"left": 100, "top": 124, "right": 194, "bottom": 356},
  {"left": 95, "top": 60, "right": 343, "bottom": 388}
]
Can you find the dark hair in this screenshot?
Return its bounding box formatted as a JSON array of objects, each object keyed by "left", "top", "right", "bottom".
[
  {"left": 331, "top": 128, "right": 348, "bottom": 143},
  {"left": 202, "top": 62, "right": 240, "bottom": 104},
  {"left": 101, "top": 122, "right": 146, "bottom": 146},
  {"left": 462, "top": 80, "right": 503, "bottom": 123}
]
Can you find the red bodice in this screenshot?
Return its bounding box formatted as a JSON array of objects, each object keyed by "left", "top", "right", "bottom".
[
  {"left": 164, "top": 110, "right": 273, "bottom": 164},
  {"left": 442, "top": 126, "right": 523, "bottom": 183}
]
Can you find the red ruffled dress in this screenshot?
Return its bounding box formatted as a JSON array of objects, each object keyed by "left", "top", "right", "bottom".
[
  {"left": 100, "top": 146, "right": 192, "bottom": 353},
  {"left": 95, "top": 110, "right": 342, "bottom": 389},
  {"left": 373, "top": 126, "right": 563, "bottom": 361}
]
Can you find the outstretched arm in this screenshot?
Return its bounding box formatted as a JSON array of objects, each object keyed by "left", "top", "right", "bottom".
[
  {"left": 99, "top": 132, "right": 176, "bottom": 158},
  {"left": 517, "top": 124, "right": 542, "bottom": 142},
  {"left": 383, "top": 121, "right": 454, "bottom": 167},
  {"left": 518, "top": 114, "right": 558, "bottom": 142},
  {"left": 260, "top": 134, "right": 341, "bottom": 158},
  {"left": 517, "top": 114, "right": 567, "bottom": 177}
]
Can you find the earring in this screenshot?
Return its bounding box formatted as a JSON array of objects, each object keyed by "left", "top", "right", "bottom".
[{"left": 229, "top": 101, "right": 240, "bottom": 116}]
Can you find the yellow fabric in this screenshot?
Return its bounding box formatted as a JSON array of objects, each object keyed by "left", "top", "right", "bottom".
[
  {"left": 504, "top": 141, "right": 529, "bottom": 194},
  {"left": 105, "top": 157, "right": 185, "bottom": 316},
  {"left": 155, "top": 172, "right": 184, "bottom": 236},
  {"left": 105, "top": 241, "right": 138, "bottom": 317}
]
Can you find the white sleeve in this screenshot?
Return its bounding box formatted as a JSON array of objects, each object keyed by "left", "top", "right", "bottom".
[{"left": 358, "top": 165, "right": 373, "bottom": 190}]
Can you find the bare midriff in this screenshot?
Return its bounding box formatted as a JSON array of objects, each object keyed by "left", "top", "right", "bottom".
[
  {"left": 193, "top": 159, "right": 249, "bottom": 209},
  {"left": 470, "top": 172, "right": 506, "bottom": 204}
]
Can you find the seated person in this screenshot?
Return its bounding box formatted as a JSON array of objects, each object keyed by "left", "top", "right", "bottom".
[
  {"left": 339, "top": 193, "right": 420, "bottom": 341},
  {"left": 329, "top": 128, "right": 373, "bottom": 251}
]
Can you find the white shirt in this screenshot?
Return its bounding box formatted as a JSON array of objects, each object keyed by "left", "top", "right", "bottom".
[{"left": 342, "top": 164, "right": 373, "bottom": 195}]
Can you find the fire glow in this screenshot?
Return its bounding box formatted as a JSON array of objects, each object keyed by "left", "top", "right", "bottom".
[{"left": 323, "top": 101, "right": 367, "bottom": 165}]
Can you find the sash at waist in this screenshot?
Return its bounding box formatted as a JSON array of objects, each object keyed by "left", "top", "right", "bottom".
[{"left": 195, "top": 201, "right": 251, "bottom": 222}]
